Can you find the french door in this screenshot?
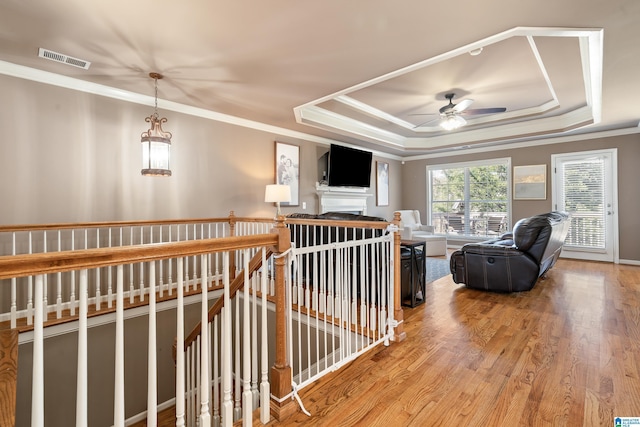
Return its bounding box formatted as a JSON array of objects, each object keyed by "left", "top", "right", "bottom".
[{"left": 552, "top": 149, "right": 618, "bottom": 262}]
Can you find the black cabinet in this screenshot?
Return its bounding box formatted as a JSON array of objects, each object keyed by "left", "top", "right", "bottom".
[{"left": 400, "top": 240, "right": 426, "bottom": 308}]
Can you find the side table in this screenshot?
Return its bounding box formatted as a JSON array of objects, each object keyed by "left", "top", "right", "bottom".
[{"left": 400, "top": 239, "right": 426, "bottom": 307}]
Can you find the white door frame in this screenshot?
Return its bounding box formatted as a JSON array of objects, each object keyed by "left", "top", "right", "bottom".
[{"left": 551, "top": 148, "right": 619, "bottom": 263}]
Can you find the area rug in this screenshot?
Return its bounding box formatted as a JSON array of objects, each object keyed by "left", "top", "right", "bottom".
[{"left": 426, "top": 257, "right": 451, "bottom": 283}]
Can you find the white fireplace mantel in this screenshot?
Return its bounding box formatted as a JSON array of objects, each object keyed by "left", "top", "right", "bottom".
[{"left": 315, "top": 183, "right": 372, "bottom": 215}]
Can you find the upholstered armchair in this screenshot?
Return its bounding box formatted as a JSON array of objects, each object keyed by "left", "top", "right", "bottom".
[
  {"left": 396, "top": 210, "right": 433, "bottom": 240},
  {"left": 395, "top": 210, "right": 447, "bottom": 256}
]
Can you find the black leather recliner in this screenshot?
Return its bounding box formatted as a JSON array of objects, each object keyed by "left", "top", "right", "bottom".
[{"left": 450, "top": 211, "right": 571, "bottom": 292}]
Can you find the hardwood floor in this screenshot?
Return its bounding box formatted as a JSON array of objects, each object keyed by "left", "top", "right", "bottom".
[
  {"left": 140, "top": 258, "right": 640, "bottom": 426},
  {"left": 263, "top": 258, "right": 640, "bottom": 426}
]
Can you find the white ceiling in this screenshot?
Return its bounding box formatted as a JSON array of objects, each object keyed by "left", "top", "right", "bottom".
[{"left": 1, "top": 0, "right": 639, "bottom": 157}]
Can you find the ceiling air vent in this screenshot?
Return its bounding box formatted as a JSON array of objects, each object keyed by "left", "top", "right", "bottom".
[{"left": 38, "top": 48, "right": 91, "bottom": 70}]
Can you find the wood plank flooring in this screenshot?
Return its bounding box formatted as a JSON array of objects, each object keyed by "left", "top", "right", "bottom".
[
  {"left": 263, "top": 258, "right": 640, "bottom": 426},
  {"left": 140, "top": 258, "right": 640, "bottom": 426}
]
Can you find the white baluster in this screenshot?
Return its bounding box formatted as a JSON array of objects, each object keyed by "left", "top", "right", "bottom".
[
  {"left": 10, "top": 233, "right": 17, "bottom": 329},
  {"left": 139, "top": 227, "right": 145, "bottom": 302},
  {"left": 31, "top": 274, "right": 44, "bottom": 427},
  {"left": 221, "top": 252, "right": 233, "bottom": 426},
  {"left": 207, "top": 224, "right": 213, "bottom": 283},
  {"left": 147, "top": 261, "right": 158, "bottom": 426},
  {"left": 192, "top": 225, "right": 197, "bottom": 282},
  {"left": 183, "top": 226, "right": 190, "bottom": 291},
  {"left": 27, "top": 233, "right": 33, "bottom": 325},
  {"left": 168, "top": 228, "right": 174, "bottom": 296},
  {"left": 129, "top": 228, "right": 135, "bottom": 304},
  {"left": 208, "top": 322, "right": 214, "bottom": 426},
  {"left": 114, "top": 265, "right": 125, "bottom": 427},
  {"left": 76, "top": 269, "right": 88, "bottom": 427},
  {"left": 56, "top": 230, "right": 62, "bottom": 318},
  {"left": 251, "top": 270, "right": 259, "bottom": 409},
  {"left": 199, "top": 255, "right": 211, "bottom": 426},
  {"left": 158, "top": 227, "right": 165, "bottom": 297},
  {"left": 70, "top": 230, "right": 76, "bottom": 317},
  {"left": 234, "top": 294, "right": 241, "bottom": 421},
  {"left": 196, "top": 338, "right": 201, "bottom": 426},
  {"left": 176, "top": 257, "right": 186, "bottom": 427},
  {"left": 242, "top": 250, "right": 252, "bottom": 423},
  {"left": 260, "top": 249, "right": 270, "bottom": 424},
  {"left": 107, "top": 229, "right": 114, "bottom": 309},
  {"left": 319, "top": 251, "right": 326, "bottom": 314},
  {"left": 95, "top": 229, "right": 101, "bottom": 311},
  {"left": 212, "top": 316, "right": 220, "bottom": 427},
  {"left": 214, "top": 225, "right": 220, "bottom": 286},
  {"left": 186, "top": 346, "right": 192, "bottom": 427},
  {"left": 43, "top": 232, "right": 48, "bottom": 316}
]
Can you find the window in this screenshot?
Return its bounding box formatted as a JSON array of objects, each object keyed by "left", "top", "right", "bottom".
[{"left": 428, "top": 158, "right": 510, "bottom": 237}]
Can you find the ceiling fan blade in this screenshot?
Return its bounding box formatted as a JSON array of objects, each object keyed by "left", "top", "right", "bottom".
[
  {"left": 408, "top": 112, "right": 438, "bottom": 116},
  {"left": 414, "top": 117, "right": 441, "bottom": 128},
  {"left": 462, "top": 107, "right": 507, "bottom": 116},
  {"left": 453, "top": 99, "right": 474, "bottom": 113}
]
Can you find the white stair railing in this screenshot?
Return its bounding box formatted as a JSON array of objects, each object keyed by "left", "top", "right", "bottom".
[
  {"left": 182, "top": 248, "right": 273, "bottom": 427},
  {"left": 0, "top": 231, "right": 280, "bottom": 427},
  {"left": 285, "top": 224, "right": 396, "bottom": 395},
  {"left": 0, "top": 218, "right": 240, "bottom": 329},
  {"left": 2, "top": 215, "right": 401, "bottom": 426}
]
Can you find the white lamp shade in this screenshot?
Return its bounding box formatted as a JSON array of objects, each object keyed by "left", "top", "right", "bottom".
[{"left": 265, "top": 184, "right": 291, "bottom": 203}]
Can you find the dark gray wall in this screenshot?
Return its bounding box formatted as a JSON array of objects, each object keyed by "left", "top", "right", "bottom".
[{"left": 400, "top": 133, "right": 640, "bottom": 261}]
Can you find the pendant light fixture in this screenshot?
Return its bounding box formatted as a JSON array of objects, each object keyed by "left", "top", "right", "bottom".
[{"left": 141, "top": 72, "right": 172, "bottom": 176}]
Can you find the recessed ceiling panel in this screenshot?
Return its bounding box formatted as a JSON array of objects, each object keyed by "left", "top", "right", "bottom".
[
  {"left": 349, "top": 36, "right": 552, "bottom": 119},
  {"left": 533, "top": 36, "right": 587, "bottom": 112},
  {"left": 294, "top": 27, "right": 603, "bottom": 152}
]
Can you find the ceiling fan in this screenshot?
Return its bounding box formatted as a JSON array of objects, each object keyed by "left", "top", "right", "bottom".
[{"left": 414, "top": 93, "right": 506, "bottom": 130}]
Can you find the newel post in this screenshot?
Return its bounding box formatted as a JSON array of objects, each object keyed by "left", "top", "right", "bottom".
[
  {"left": 269, "top": 214, "right": 296, "bottom": 420},
  {"left": 228, "top": 211, "right": 237, "bottom": 280},
  {"left": 392, "top": 212, "right": 406, "bottom": 342}
]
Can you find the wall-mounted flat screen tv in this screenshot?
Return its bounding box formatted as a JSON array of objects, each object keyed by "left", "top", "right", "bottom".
[{"left": 327, "top": 144, "right": 373, "bottom": 188}]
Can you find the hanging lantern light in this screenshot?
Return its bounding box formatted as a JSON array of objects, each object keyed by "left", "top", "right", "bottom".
[{"left": 141, "top": 72, "right": 172, "bottom": 176}]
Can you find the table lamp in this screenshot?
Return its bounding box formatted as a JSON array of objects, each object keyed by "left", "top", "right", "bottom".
[{"left": 264, "top": 184, "right": 291, "bottom": 216}]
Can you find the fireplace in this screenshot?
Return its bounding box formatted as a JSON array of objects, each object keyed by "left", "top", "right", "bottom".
[{"left": 316, "top": 183, "right": 372, "bottom": 215}]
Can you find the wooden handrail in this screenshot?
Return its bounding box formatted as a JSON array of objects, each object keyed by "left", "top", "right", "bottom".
[
  {"left": 0, "top": 234, "right": 278, "bottom": 280},
  {"left": 183, "top": 248, "right": 274, "bottom": 350}
]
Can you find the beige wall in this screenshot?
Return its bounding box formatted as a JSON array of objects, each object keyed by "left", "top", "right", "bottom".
[
  {"left": 401, "top": 133, "right": 640, "bottom": 261},
  {"left": 2, "top": 73, "right": 637, "bottom": 255},
  {"left": 1, "top": 74, "right": 404, "bottom": 425},
  {"left": 0, "top": 75, "right": 402, "bottom": 225}
]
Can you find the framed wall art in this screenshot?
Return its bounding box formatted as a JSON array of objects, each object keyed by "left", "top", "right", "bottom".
[
  {"left": 275, "top": 141, "right": 299, "bottom": 206},
  {"left": 513, "top": 164, "right": 547, "bottom": 200},
  {"left": 376, "top": 161, "right": 389, "bottom": 206}
]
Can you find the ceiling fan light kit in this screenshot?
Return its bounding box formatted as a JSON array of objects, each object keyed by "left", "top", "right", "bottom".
[
  {"left": 440, "top": 114, "right": 466, "bottom": 130},
  {"left": 436, "top": 92, "right": 506, "bottom": 130}
]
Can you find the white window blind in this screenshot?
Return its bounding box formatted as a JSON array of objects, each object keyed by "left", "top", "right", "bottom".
[{"left": 561, "top": 158, "right": 605, "bottom": 249}]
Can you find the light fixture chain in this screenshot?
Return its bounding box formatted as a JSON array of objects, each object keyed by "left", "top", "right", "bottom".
[{"left": 154, "top": 76, "right": 159, "bottom": 117}]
